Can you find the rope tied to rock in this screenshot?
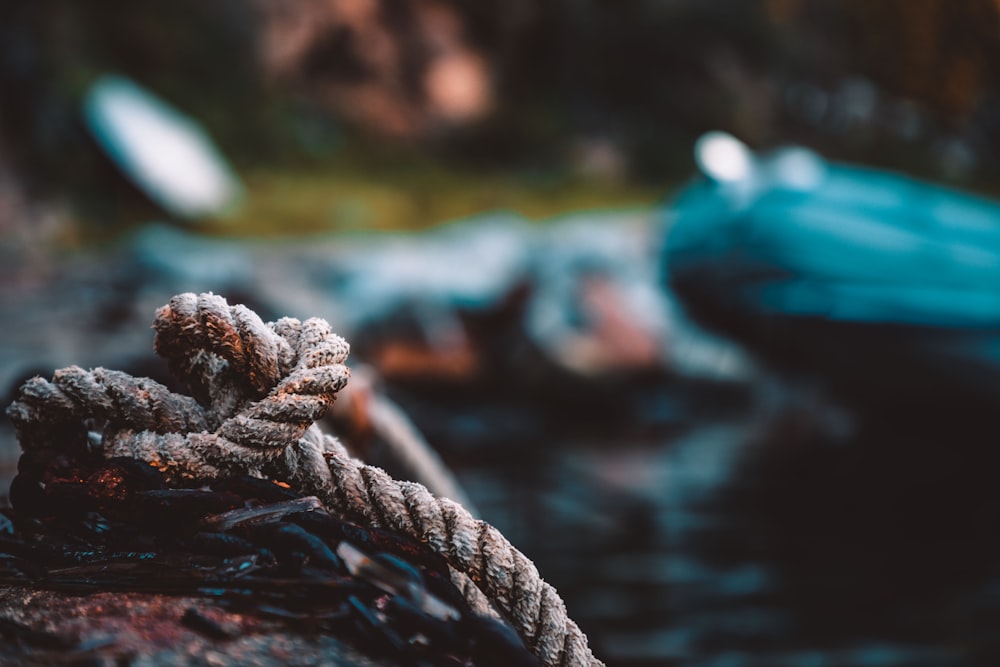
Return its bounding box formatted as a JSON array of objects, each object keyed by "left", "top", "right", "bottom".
[{"left": 7, "top": 292, "right": 603, "bottom": 667}]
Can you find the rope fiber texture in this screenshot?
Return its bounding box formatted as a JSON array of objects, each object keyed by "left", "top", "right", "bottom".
[{"left": 6, "top": 292, "right": 603, "bottom": 667}]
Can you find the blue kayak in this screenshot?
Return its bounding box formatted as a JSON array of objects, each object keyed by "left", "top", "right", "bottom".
[{"left": 663, "top": 133, "right": 1000, "bottom": 401}]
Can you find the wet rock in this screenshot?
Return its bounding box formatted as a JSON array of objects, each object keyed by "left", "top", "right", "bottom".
[{"left": 0, "top": 586, "right": 387, "bottom": 666}]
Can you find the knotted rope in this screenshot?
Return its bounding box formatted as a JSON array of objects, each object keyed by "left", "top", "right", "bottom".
[{"left": 6, "top": 292, "right": 603, "bottom": 667}]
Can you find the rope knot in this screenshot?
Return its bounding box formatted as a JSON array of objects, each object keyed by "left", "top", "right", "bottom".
[{"left": 5, "top": 292, "right": 602, "bottom": 667}]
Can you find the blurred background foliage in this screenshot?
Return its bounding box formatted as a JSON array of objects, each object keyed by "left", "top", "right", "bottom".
[{"left": 2, "top": 0, "right": 1000, "bottom": 236}]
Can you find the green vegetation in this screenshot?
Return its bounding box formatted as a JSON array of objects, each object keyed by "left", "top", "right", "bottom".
[{"left": 203, "top": 157, "right": 664, "bottom": 237}]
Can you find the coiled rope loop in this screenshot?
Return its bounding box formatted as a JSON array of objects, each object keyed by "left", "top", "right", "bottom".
[{"left": 7, "top": 292, "right": 603, "bottom": 667}]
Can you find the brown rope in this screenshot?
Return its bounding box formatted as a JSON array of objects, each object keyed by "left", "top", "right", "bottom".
[{"left": 6, "top": 292, "right": 603, "bottom": 667}]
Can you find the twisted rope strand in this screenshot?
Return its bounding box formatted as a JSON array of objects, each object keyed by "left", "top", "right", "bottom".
[
  {"left": 4, "top": 292, "right": 603, "bottom": 667},
  {"left": 8, "top": 366, "right": 208, "bottom": 450},
  {"left": 314, "top": 435, "right": 600, "bottom": 666}
]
